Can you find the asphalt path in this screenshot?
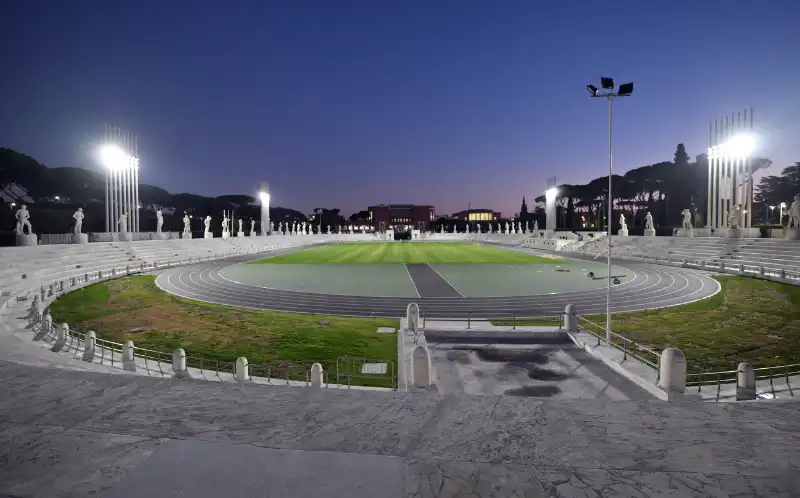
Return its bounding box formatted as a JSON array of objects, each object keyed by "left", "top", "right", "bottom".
[{"left": 154, "top": 245, "right": 721, "bottom": 318}]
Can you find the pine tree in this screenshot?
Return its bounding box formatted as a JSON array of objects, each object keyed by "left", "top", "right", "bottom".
[{"left": 520, "top": 197, "right": 528, "bottom": 216}]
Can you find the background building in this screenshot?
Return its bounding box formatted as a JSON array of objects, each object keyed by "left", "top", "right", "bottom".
[
  {"left": 451, "top": 208, "right": 501, "bottom": 222},
  {"left": 368, "top": 204, "right": 435, "bottom": 231}
]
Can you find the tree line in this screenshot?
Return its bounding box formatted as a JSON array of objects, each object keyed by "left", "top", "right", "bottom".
[{"left": 526, "top": 143, "right": 797, "bottom": 231}]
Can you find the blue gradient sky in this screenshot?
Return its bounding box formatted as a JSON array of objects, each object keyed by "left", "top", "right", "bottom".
[{"left": 1, "top": 0, "right": 798, "bottom": 217}]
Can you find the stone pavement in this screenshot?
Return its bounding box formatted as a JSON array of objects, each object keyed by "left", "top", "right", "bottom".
[{"left": 0, "top": 360, "right": 798, "bottom": 497}]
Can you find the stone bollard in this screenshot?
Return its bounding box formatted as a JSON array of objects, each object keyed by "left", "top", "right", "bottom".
[
  {"left": 564, "top": 304, "right": 577, "bottom": 332},
  {"left": 70, "top": 276, "right": 76, "bottom": 287},
  {"left": 51, "top": 323, "right": 69, "bottom": 352},
  {"left": 310, "top": 363, "right": 324, "bottom": 388},
  {"left": 235, "top": 357, "right": 249, "bottom": 381},
  {"left": 83, "top": 331, "right": 96, "bottom": 362},
  {"left": 406, "top": 302, "right": 420, "bottom": 331},
  {"left": 779, "top": 269, "right": 786, "bottom": 280},
  {"left": 43, "top": 313, "right": 52, "bottom": 332},
  {"left": 657, "top": 348, "right": 687, "bottom": 396},
  {"left": 126, "top": 265, "right": 130, "bottom": 274},
  {"left": 85, "top": 273, "right": 90, "bottom": 283},
  {"left": 411, "top": 345, "right": 432, "bottom": 388},
  {"left": 736, "top": 363, "right": 756, "bottom": 401},
  {"left": 122, "top": 340, "right": 137, "bottom": 372},
  {"left": 758, "top": 267, "right": 765, "bottom": 277},
  {"left": 172, "top": 348, "right": 188, "bottom": 378}
]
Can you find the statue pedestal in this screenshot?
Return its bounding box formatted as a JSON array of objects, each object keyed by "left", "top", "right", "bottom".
[
  {"left": 204, "top": 232, "right": 213, "bottom": 239},
  {"left": 618, "top": 228, "right": 628, "bottom": 236},
  {"left": 153, "top": 232, "right": 168, "bottom": 240},
  {"left": 182, "top": 233, "right": 193, "bottom": 239},
  {"left": 237, "top": 232, "right": 244, "bottom": 237},
  {"left": 644, "top": 229, "right": 656, "bottom": 237},
  {"left": 72, "top": 234, "right": 88, "bottom": 244},
  {"left": 786, "top": 229, "right": 800, "bottom": 241},
  {"left": 118, "top": 233, "right": 132, "bottom": 242},
  {"left": 674, "top": 228, "right": 693, "bottom": 237},
  {"left": 15, "top": 234, "right": 38, "bottom": 246},
  {"left": 249, "top": 232, "right": 255, "bottom": 236},
  {"left": 727, "top": 228, "right": 741, "bottom": 238},
  {"left": 222, "top": 232, "right": 230, "bottom": 239}
]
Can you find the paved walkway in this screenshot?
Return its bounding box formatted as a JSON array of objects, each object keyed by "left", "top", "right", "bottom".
[{"left": 0, "top": 360, "right": 798, "bottom": 497}]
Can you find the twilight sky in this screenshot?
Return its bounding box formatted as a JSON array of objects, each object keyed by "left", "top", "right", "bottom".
[{"left": 1, "top": 0, "right": 798, "bottom": 217}]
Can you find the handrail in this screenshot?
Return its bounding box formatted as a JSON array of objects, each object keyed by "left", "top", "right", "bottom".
[{"left": 576, "top": 315, "right": 661, "bottom": 371}]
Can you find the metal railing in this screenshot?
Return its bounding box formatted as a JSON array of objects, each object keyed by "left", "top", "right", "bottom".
[
  {"left": 335, "top": 356, "right": 397, "bottom": 389},
  {"left": 461, "top": 311, "right": 564, "bottom": 330},
  {"left": 687, "top": 363, "right": 800, "bottom": 401},
  {"left": 576, "top": 315, "right": 661, "bottom": 373}
]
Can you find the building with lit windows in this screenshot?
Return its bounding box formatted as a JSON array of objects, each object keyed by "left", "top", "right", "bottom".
[
  {"left": 368, "top": 204, "right": 436, "bottom": 231},
  {"left": 451, "top": 209, "right": 501, "bottom": 222}
]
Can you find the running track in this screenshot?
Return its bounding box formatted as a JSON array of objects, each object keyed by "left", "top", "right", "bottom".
[{"left": 155, "top": 247, "right": 721, "bottom": 318}]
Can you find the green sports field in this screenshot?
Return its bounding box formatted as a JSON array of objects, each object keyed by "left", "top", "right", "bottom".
[{"left": 248, "top": 242, "right": 563, "bottom": 264}]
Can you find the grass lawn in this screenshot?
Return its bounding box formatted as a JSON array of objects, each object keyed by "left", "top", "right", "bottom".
[
  {"left": 249, "top": 242, "right": 563, "bottom": 264},
  {"left": 48, "top": 276, "right": 398, "bottom": 387},
  {"left": 494, "top": 276, "right": 800, "bottom": 372}
]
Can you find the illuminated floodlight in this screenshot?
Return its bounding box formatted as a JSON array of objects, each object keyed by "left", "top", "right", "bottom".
[
  {"left": 259, "top": 191, "right": 270, "bottom": 203},
  {"left": 97, "top": 144, "right": 139, "bottom": 170},
  {"left": 586, "top": 84, "right": 598, "bottom": 96},
  {"left": 545, "top": 187, "right": 558, "bottom": 201},
  {"left": 721, "top": 133, "right": 755, "bottom": 158}
]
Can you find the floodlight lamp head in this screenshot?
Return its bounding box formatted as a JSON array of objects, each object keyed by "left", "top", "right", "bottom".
[
  {"left": 545, "top": 187, "right": 558, "bottom": 201},
  {"left": 586, "top": 84, "right": 598, "bottom": 96},
  {"left": 617, "top": 82, "right": 634, "bottom": 96},
  {"left": 600, "top": 77, "right": 614, "bottom": 90},
  {"left": 722, "top": 133, "right": 755, "bottom": 158},
  {"left": 97, "top": 143, "right": 138, "bottom": 170},
  {"left": 259, "top": 191, "right": 270, "bottom": 203}
]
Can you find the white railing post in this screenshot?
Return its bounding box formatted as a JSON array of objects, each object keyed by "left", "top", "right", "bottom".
[
  {"left": 172, "top": 348, "right": 188, "bottom": 378},
  {"left": 122, "top": 340, "right": 137, "bottom": 372},
  {"left": 235, "top": 357, "right": 249, "bottom": 381},
  {"left": 310, "top": 363, "right": 324, "bottom": 388},
  {"left": 411, "top": 345, "right": 432, "bottom": 388},
  {"left": 564, "top": 304, "right": 577, "bottom": 333},
  {"left": 83, "top": 331, "right": 96, "bottom": 362},
  {"left": 736, "top": 363, "right": 756, "bottom": 401},
  {"left": 657, "top": 348, "right": 687, "bottom": 397},
  {"left": 51, "top": 323, "right": 69, "bottom": 352}
]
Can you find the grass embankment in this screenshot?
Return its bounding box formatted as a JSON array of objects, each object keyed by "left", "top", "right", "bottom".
[
  {"left": 494, "top": 276, "right": 800, "bottom": 372},
  {"left": 249, "top": 242, "right": 562, "bottom": 264},
  {"left": 48, "top": 276, "right": 397, "bottom": 386}
]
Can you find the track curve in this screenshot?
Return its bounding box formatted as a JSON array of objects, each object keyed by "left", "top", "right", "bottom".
[{"left": 155, "top": 250, "right": 721, "bottom": 318}]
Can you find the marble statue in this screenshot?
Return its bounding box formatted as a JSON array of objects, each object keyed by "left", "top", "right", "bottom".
[
  {"left": 505, "top": 222, "right": 509, "bottom": 233},
  {"left": 183, "top": 213, "right": 191, "bottom": 234},
  {"left": 327, "top": 224, "right": 331, "bottom": 234},
  {"left": 517, "top": 221, "right": 522, "bottom": 233},
  {"left": 301, "top": 222, "right": 306, "bottom": 234},
  {"left": 204, "top": 216, "right": 211, "bottom": 234},
  {"left": 251, "top": 219, "right": 256, "bottom": 233},
  {"left": 728, "top": 205, "right": 741, "bottom": 229},
  {"left": 156, "top": 210, "right": 164, "bottom": 233},
  {"left": 525, "top": 221, "right": 530, "bottom": 233},
  {"left": 452, "top": 225, "right": 456, "bottom": 233},
  {"left": 466, "top": 224, "right": 470, "bottom": 234},
  {"left": 221, "top": 215, "right": 230, "bottom": 234},
  {"left": 789, "top": 194, "right": 800, "bottom": 229},
  {"left": 619, "top": 213, "right": 627, "bottom": 231},
  {"left": 644, "top": 212, "right": 654, "bottom": 231},
  {"left": 533, "top": 220, "right": 539, "bottom": 233},
  {"left": 14, "top": 205, "right": 32, "bottom": 235},
  {"left": 269, "top": 221, "right": 274, "bottom": 233},
  {"left": 236, "top": 218, "right": 242, "bottom": 233},
  {"left": 117, "top": 213, "right": 128, "bottom": 234},
  {"left": 72, "top": 208, "right": 84, "bottom": 234},
  {"left": 439, "top": 225, "right": 444, "bottom": 234},
  {"left": 681, "top": 209, "right": 692, "bottom": 230},
  {"left": 477, "top": 224, "right": 482, "bottom": 234},
  {"left": 488, "top": 223, "right": 492, "bottom": 233}
]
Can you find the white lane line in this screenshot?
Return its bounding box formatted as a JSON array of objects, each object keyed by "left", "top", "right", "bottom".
[
  {"left": 426, "top": 263, "right": 464, "bottom": 297},
  {"left": 404, "top": 264, "right": 421, "bottom": 298}
]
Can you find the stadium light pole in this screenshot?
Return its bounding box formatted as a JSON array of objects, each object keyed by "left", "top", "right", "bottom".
[
  {"left": 259, "top": 188, "right": 270, "bottom": 236},
  {"left": 97, "top": 139, "right": 140, "bottom": 234},
  {"left": 587, "top": 78, "right": 633, "bottom": 344}
]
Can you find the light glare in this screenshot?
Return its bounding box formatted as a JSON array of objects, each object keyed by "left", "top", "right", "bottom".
[
  {"left": 545, "top": 188, "right": 558, "bottom": 201},
  {"left": 98, "top": 144, "right": 139, "bottom": 170},
  {"left": 259, "top": 191, "right": 270, "bottom": 203}
]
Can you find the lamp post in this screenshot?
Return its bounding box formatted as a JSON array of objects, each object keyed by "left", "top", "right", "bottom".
[{"left": 587, "top": 77, "right": 634, "bottom": 344}]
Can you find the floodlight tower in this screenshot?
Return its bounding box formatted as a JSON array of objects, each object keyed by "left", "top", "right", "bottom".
[
  {"left": 98, "top": 126, "right": 140, "bottom": 233},
  {"left": 586, "top": 77, "right": 634, "bottom": 344},
  {"left": 259, "top": 183, "right": 271, "bottom": 236}
]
